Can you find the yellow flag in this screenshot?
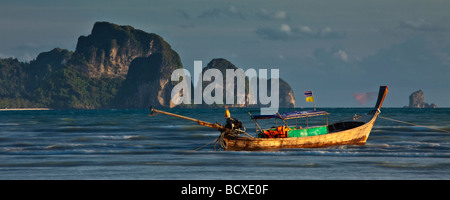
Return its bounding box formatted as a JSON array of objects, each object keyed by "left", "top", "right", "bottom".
[{"left": 305, "top": 96, "right": 315, "bottom": 102}]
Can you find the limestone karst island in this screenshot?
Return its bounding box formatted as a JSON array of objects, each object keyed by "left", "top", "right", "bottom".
[
  {"left": 0, "top": 22, "right": 295, "bottom": 109},
  {"left": 406, "top": 90, "right": 437, "bottom": 108}
]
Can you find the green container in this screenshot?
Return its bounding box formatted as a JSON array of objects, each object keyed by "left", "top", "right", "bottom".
[{"left": 288, "top": 126, "right": 328, "bottom": 137}]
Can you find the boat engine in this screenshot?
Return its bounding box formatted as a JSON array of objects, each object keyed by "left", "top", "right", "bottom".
[{"left": 225, "top": 117, "right": 244, "bottom": 131}]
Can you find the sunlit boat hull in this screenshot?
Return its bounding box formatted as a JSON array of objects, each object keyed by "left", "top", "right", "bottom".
[{"left": 224, "top": 112, "right": 378, "bottom": 151}]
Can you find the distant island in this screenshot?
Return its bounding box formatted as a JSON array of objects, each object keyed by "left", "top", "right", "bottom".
[
  {"left": 405, "top": 90, "right": 437, "bottom": 108},
  {"left": 0, "top": 22, "right": 295, "bottom": 109}
]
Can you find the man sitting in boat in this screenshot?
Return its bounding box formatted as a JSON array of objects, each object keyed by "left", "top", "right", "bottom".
[{"left": 224, "top": 108, "right": 244, "bottom": 131}]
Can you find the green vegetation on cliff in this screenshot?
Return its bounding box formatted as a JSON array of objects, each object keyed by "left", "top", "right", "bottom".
[
  {"left": 0, "top": 56, "right": 124, "bottom": 109},
  {"left": 33, "top": 68, "right": 124, "bottom": 109}
]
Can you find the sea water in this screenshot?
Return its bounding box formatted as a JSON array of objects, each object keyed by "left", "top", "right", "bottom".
[{"left": 0, "top": 108, "right": 449, "bottom": 180}]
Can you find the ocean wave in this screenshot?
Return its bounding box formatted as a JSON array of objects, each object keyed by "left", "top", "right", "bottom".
[
  {"left": 93, "top": 135, "right": 150, "bottom": 140},
  {"left": 254, "top": 161, "right": 322, "bottom": 168},
  {"left": 0, "top": 123, "right": 20, "bottom": 126},
  {"left": 1, "top": 147, "right": 25, "bottom": 152},
  {"left": 374, "top": 161, "right": 450, "bottom": 169},
  {"left": 0, "top": 161, "right": 92, "bottom": 168},
  {"left": 44, "top": 143, "right": 85, "bottom": 150},
  {"left": 374, "top": 125, "right": 450, "bottom": 133},
  {"left": 153, "top": 124, "right": 213, "bottom": 131}
]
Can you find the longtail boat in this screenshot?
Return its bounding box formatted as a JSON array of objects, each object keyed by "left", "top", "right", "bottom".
[{"left": 150, "top": 86, "right": 388, "bottom": 151}]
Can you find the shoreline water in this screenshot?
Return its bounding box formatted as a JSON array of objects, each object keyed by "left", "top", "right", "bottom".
[
  {"left": 0, "top": 108, "right": 449, "bottom": 179},
  {"left": 0, "top": 107, "right": 448, "bottom": 110},
  {"left": 0, "top": 108, "right": 51, "bottom": 111}
]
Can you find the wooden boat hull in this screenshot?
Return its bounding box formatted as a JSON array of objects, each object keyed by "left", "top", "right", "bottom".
[{"left": 223, "top": 112, "right": 379, "bottom": 151}]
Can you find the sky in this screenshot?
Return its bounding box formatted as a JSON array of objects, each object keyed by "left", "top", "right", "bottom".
[{"left": 1, "top": 0, "right": 449, "bottom": 107}]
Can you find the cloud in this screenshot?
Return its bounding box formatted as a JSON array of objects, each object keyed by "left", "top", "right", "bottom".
[
  {"left": 255, "top": 24, "right": 293, "bottom": 40},
  {"left": 333, "top": 49, "right": 349, "bottom": 62},
  {"left": 398, "top": 18, "right": 448, "bottom": 32},
  {"left": 255, "top": 24, "right": 345, "bottom": 40},
  {"left": 257, "top": 8, "right": 288, "bottom": 20},
  {"left": 313, "top": 46, "right": 353, "bottom": 65},
  {"left": 315, "top": 27, "right": 346, "bottom": 39},
  {"left": 197, "top": 7, "right": 291, "bottom": 21},
  {"left": 280, "top": 24, "right": 292, "bottom": 34},
  {"left": 176, "top": 9, "right": 190, "bottom": 19},
  {"left": 359, "top": 37, "right": 450, "bottom": 88},
  {"left": 298, "top": 26, "right": 313, "bottom": 34},
  {"left": 198, "top": 5, "right": 246, "bottom": 19}
]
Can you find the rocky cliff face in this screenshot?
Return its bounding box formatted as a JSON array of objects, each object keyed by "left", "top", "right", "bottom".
[
  {"left": 71, "top": 22, "right": 184, "bottom": 108},
  {"left": 255, "top": 77, "right": 296, "bottom": 108},
  {"left": 276, "top": 79, "right": 296, "bottom": 108},
  {"left": 197, "top": 58, "right": 295, "bottom": 108},
  {"left": 116, "top": 51, "right": 183, "bottom": 108},
  {"left": 70, "top": 22, "right": 170, "bottom": 78},
  {"left": 198, "top": 58, "right": 248, "bottom": 107},
  {"left": 408, "top": 90, "right": 437, "bottom": 108}
]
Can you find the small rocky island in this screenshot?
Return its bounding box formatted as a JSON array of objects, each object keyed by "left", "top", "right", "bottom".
[{"left": 406, "top": 90, "right": 437, "bottom": 108}]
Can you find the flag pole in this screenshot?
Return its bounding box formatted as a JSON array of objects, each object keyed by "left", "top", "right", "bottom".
[{"left": 312, "top": 91, "right": 316, "bottom": 111}]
